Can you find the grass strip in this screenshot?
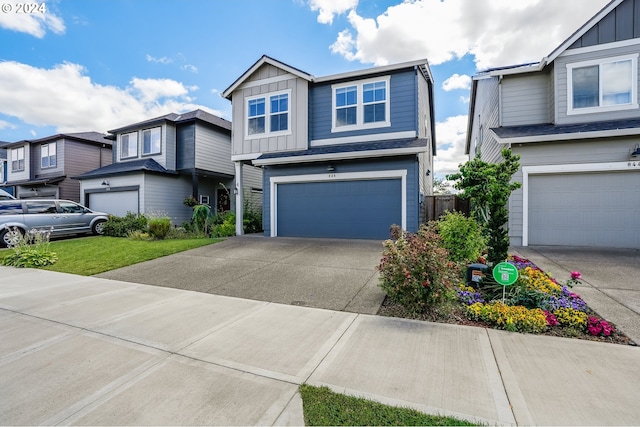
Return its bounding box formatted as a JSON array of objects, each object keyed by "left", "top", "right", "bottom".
[{"left": 299, "top": 384, "right": 479, "bottom": 426}]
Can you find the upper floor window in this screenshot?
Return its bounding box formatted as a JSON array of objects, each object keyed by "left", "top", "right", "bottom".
[
  {"left": 142, "top": 127, "right": 161, "bottom": 155},
  {"left": 11, "top": 147, "right": 25, "bottom": 172},
  {"left": 332, "top": 76, "right": 390, "bottom": 132},
  {"left": 567, "top": 54, "right": 638, "bottom": 115},
  {"left": 41, "top": 143, "right": 56, "bottom": 169},
  {"left": 120, "top": 131, "right": 138, "bottom": 159},
  {"left": 246, "top": 90, "right": 291, "bottom": 138}
]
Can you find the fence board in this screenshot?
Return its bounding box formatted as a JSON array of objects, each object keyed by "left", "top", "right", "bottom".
[{"left": 423, "top": 196, "right": 470, "bottom": 222}]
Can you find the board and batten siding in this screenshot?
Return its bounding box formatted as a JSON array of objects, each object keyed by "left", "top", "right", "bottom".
[
  {"left": 195, "top": 124, "right": 233, "bottom": 176},
  {"left": 470, "top": 77, "right": 502, "bottom": 163},
  {"left": 501, "top": 72, "right": 550, "bottom": 127},
  {"left": 309, "top": 70, "right": 418, "bottom": 144},
  {"left": 554, "top": 42, "right": 640, "bottom": 124},
  {"left": 231, "top": 75, "right": 308, "bottom": 157},
  {"left": 568, "top": 0, "right": 640, "bottom": 50},
  {"left": 508, "top": 136, "right": 638, "bottom": 245},
  {"left": 262, "top": 156, "right": 419, "bottom": 237},
  {"left": 143, "top": 174, "right": 192, "bottom": 225}
]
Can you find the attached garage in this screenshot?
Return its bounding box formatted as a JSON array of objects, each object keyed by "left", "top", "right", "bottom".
[
  {"left": 527, "top": 171, "right": 640, "bottom": 248},
  {"left": 276, "top": 178, "right": 402, "bottom": 239},
  {"left": 88, "top": 190, "right": 139, "bottom": 217}
]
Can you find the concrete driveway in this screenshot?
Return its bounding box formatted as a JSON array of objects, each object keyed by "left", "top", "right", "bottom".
[
  {"left": 513, "top": 245, "right": 640, "bottom": 344},
  {"left": 97, "top": 235, "right": 387, "bottom": 314}
]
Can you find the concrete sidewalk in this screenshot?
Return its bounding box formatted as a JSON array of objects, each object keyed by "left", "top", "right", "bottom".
[{"left": 1, "top": 267, "right": 639, "bottom": 426}]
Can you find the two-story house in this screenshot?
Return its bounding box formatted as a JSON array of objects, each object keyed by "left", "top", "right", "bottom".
[
  {"left": 3, "top": 132, "right": 111, "bottom": 201},
  {"left": 75, "top": 109, "right": 262, "bottom": 225},
  {"left": 0, "top": 141, "right": 10, "bottom": 196},
  {"left": 222, "top": 56, "right": 436, "bottom": 239},
  {"left": 466, "top": 0, "right": 640, "bottom": 249}
]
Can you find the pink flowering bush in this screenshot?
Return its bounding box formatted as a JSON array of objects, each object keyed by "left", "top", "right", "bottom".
[{"left": 587, "top": 316, "right": 615, "bottom": 336}]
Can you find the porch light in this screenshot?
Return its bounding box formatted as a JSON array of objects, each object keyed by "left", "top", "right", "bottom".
[
  {"left": 630, "top": 144, "right": 640, "bottom": 160},
  {"left": 101, "top": 180, "right": 110, "bottom": 186}
]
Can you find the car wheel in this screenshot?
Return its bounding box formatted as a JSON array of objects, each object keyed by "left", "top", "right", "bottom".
[
  {"left": 92, "top": 220, "right": 107, "bottom": 235},
  {"left": 0, "top": 228, "right": 24, "bottom": 248}
]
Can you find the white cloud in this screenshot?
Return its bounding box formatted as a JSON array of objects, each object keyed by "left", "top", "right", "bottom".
[
  {"left": 308, "top": 0, "right": 359, "bottom": 24},
  {"left": 434, "top": 115, "right": 469, "bottom": 176},
  {"left": 29, "top": 129, "right": 37, "bottom": 137},
  {"left": 442, "top": 74, "right": 471, "bottom": 91},
  {"left": 324, "top": 0, "right": 609, "bottom": 69},
  {"left": 0, "top": 1, "right": 65, "bottom": 38},
  {"left": 0, "top": 61, "right": 221, "bottom": 133},
  {"left": 146, "top": 54, "right": 173, "bottom": 64},
  {"left": 0, "top": 119, "right": 16, "bottom": 130},
  {"left": 182, "top": 64, "right": 198, "bottom": 73},
  {"left": 459, "top": 96, "right": 470, "bottom": 104}
]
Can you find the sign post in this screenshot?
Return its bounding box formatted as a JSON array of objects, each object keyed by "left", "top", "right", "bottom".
[{"left": 493, "top": 262, "right": 518, "bottom": 301}]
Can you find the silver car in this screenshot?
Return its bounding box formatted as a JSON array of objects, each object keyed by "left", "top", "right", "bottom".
[{"left": 0, "top": 199, "right": 109, "bottom": 247}]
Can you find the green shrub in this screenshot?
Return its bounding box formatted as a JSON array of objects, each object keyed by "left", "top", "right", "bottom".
[
  {"left": 3, "top": 228, "right": 58, "bottom": 268},
  {"left": 103, "top": 212, "right": 148, "bottom": 237},
  {"left": 377, "top": 224, "right": 459, "bottom": 314},
  {"left": 243, "top": 197, "right": 263, "bottom": 234},
  {"left": 148, "top": 216, "right": 172, "bottom": 239},
  {"left": 192, "top": 204, "right": 212, "bottom": 235},
  {"left": 437, "top": 211, "right": 486, "bottom": 263},
  {"left": 128, "top": 230, "right": 151, "bottom": 241},
  {"left": 212, "top": 211, "right": 236, "bottom": 237}
]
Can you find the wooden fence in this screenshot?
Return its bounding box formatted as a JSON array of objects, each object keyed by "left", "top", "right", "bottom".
[{"left": 423, "top": 195, "right": 471, "bottom": 223}]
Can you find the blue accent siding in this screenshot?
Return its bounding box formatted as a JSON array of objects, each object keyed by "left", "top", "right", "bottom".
[
  {"left": 176, "top": 123, "right": 195, "bottom": 169},
  {"left": 263, "top": 155, "right": 420, "bottom": 238},
  {"left": 309, "top": 70, "right": 418, "bottom": 141}
]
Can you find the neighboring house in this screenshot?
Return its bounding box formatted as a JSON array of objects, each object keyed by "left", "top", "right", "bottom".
[
  {"left": 222, "top": 55, "right": 436, "bottom": 239},
  {"left": 466, "top": 0, "right": 640, "bottom": 249},
  {"left": 75, "top": 109, "right": 262, "bottom": 226},
  {"left": 0, "top": 141, "right": 11, "bottom": 196},
  {"left": 3, "top": 132, "right": 112, "bottom": 201}
]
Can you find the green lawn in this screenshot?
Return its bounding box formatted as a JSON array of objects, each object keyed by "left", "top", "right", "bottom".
[
  {"left": 299, "top": 385, "right": 479, "bottom": 426},
  {"left": 0, "top": 236, "right": 221, "bottom": 275}
]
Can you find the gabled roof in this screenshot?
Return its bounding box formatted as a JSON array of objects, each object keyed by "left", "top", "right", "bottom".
[
  {"left": 109, "top": 109, "right": 231, "bottom": 134},
  {"left": 253, "top": 137, "right": 429, "bottom": 166},
  {"left": 73, "top": 158, "right": 177, "bottom": 180},
  {"left": 222, "top": 55, "right": 313, "bottom": 99},
  {"left": 3, "top": 131, "right": 111, "bottom": 148}
]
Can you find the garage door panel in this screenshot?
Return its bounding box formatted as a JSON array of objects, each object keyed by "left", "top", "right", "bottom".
[
  {"left": 89, "top": 191, "right": 139, "bottom": 217},
  {"left": 276, "top": 179, "right": 401, "bottom": 239},
  {"left": 529, "top": 172, "right": 640, "bottom": 248}
]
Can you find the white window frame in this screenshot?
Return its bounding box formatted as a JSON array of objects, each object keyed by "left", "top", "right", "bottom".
[
  {"left": 331, "top": 75, "right": 391, "bottom": 133},
  {"left": 120, "top": 131, "right": 138, "bottom": 160},
  {"left": 566, "top": 54, "right": 639, "bottom": 115},
  {"left": 245, "top": 89, "right": 292, "bottom": 139},
  {"left": 11, "top": 147, "right": 25, "bottom": 172},
  {"left": 41, "top": 142, "right": 56, "bottom": 169},
  {"left": 142, "top": 127, "right": 162, "bottom": 156}
]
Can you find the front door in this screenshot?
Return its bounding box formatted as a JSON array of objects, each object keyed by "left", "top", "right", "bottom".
[{"left": 217, "top": 189, "right": 231, "bottom": 213}]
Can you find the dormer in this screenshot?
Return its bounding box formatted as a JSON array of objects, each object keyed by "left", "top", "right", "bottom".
[{"left": 222, "top": 55, "right": 313, "bottom": 161}]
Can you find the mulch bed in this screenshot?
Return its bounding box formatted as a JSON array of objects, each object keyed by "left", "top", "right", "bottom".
[{"left": 377, "top": 296, "right": 637, "bottom": 346}]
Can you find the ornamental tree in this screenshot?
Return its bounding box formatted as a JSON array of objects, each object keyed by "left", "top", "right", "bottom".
[{"left": 447, "top": 148, "right": 521, "bottom": 267}]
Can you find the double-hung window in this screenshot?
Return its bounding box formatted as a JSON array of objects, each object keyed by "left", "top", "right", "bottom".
[
  {"left": 567, "top": 54, "right": 638, "bottom": 115},
  {"left": 11, "top": 147, "right": 25, "bottom": 171},
  {"left": 142, "top": 127, "right": 161, "bottom": 155},
  {"left": 41, "top": 143, "right": 56, "bottom": 168},
  {"left": 332, "top": 76, "right": 390, "bottom": 132},
  {"left": 246, "top": 90, "right": 290, "bottom": 138},
  {"left": 120, "top": 132, "right": 138, "bottom": 159}
]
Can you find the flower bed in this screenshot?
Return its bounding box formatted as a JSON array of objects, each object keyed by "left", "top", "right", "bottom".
[{"left": 378, "top": 254, "right": 633, "bottom": 345}]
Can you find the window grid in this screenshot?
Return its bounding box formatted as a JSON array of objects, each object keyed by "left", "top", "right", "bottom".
[
  {"left": 120, "top": 132, "right": 138, "bottom": 159},
  {"left": 246, "top": 91, "right": 290, "bottom": 137},
  {"left": 41, "top": 143, "right": 57, "bottom": 169},
  {"left": 332, "top": 77, "right": 390, "bottom": 132}
]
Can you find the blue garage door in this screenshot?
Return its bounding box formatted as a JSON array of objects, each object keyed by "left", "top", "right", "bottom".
[{"left": 276, "top": 179, "right": 401, "bottom": 239}]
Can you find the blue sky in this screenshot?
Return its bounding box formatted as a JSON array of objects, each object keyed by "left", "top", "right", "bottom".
[{"left": 0, "top": 0, "right": 610, "bottom": 177}]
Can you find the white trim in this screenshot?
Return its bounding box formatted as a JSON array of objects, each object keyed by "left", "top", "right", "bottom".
[
  {"left": 558, "top": 38, "right": 640, "bottom": 58},
  {"left": 331, "top": 76, "right": 391, "bottom": 133},
  {"left": 269, "top": 170, "right": 407, "bottom": 237},
  {"left": 231, "top": 152, "right": 262, "bottom": 162},
  {"left": 521, "top": 161, "right": 635, "bottom": 246},
  {"left": 237, "top": 73, "right": 298, "bottom": 90},
  {"left": 566, "top": 53, "right": 639, "bottom": 116},
  {"left": 492, "top": 126, "right": 640, "bottom": 145},
  {"left": 311, "top": 130, "right": 416, "bottom": 146},
  {"left": 245, "top": 89, "right": 292, "bottom": 140},
  {"left": 253, "top": 145, "right": 427, "bottom": 166},
  {"left": 314, "top": 58, "right": 427, "bottom": 83}
]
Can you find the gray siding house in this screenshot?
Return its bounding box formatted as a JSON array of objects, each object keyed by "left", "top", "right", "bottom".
[
  {"left": 75, "top": 109, "right": 262, "bottom": 225},
  {"left": 466, "top": 0, "right": 640, "bottom": 248},
  {"left": 223, "top": 55, "right": 436, "bottom": 239},
  {"left": 2, "top": 132, "right": 112, "bottom": 201}
]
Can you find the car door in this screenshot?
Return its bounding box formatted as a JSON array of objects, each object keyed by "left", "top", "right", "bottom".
[
  {"left": 57, "top": 200, "right": 92, "bottom": 234},
  {"left": 23, "top": 200, "right": 61, "bottom": 235}
]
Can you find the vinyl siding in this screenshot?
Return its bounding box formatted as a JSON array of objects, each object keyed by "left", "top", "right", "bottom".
[
  {"left": 239, "top": 164, "right": 263, "bottom": 213},
  {"left": 309, "top": 70, "right": 417, "bottom": 143},
  {"left": 262, "top": 156, "right": 419, "bottom": 237},
  {"left": 6, "top": 144, "right": 30, "bottom": 182},
  {"left": 143, "top": 174, "right": 192, "bottom": 225},
  {"left": 469, "top": 77, "right": 502, "bottom": 163},
  {"left": 501, "top": 73, "right": 550, "bottom": 126},
  {"left": 61, "top": 139, "right": 112, "bottom": 202},
  {"left": 116, "top": 123, "right": 173, "bottom": 169},
  {"left": 176, "top": 124, "right": 195, "bottom": 169},
  {"left": 194, "top": 123, "right": 234, "bottom": 175},
  {"left": 417, "top": 70, "right": 433, "bottom": 199},
  {"left": 555, "top": 42, "right": 640, "bottom": 124}
]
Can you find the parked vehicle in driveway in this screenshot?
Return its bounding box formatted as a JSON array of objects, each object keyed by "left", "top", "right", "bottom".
[{"left": 0, "top": 199, "right": 109, "bottom": 247}]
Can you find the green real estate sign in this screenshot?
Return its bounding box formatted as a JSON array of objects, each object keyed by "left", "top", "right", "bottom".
[{"left": 493, "top": 262, "right": 518, "bottom": 286}]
